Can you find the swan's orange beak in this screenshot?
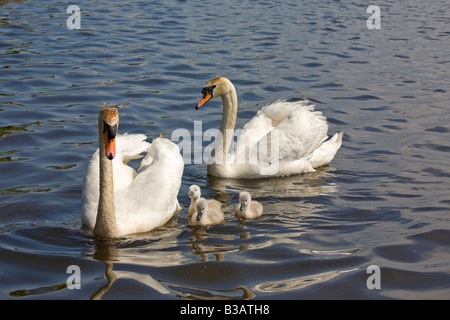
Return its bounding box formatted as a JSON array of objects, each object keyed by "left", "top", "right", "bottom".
[
  {"left": 196, "top": 92, "right": 212, "bottom": 110},
  {"left": 104, "top": 131, "right": 116, "bottom": 160}
]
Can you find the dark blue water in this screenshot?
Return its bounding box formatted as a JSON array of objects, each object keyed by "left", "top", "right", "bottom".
[{"left": 1, "top": 0, "right": 449, "bottom": 300}]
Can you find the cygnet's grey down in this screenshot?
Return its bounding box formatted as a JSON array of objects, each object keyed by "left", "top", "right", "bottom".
[
  {"left": 188, "top": 184, "right": 222, "bottom": 217},
  {"left": 235, "top": 191, "right": 263, "bottom": 219},
  {"left": 190, "top": 197, "right": 225, "bottom": 226}
]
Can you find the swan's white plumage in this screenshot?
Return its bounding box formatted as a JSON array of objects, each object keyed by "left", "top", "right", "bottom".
[
  {"left": 196, "top": 77, "right": 343, "bottom": 178},
  {"left": 82, "top": 134, "right": 184, "bottom": 236},
  {"left": 235, "top": 100, "right": 329, "bottom": 162},
  {"left": 232, "top": 101, "right": 342, "bottom": 176}
]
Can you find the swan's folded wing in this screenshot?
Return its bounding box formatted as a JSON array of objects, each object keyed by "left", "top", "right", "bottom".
[
  {"left": 309, "top": 131, "right": 343, "bottom": 168},
  {"left": 114, "top": 138, "right": 184, "bottom": 234},
  {"left": 258, "top": 99, "right": 311, "bottom": 127},
  {"left": 234, "top": 100, "right": 329, "bottom": 164},
  {"left": 114, "top": 134, "right": 151, "bottom": 190},
  {"left": 275, "top": 105, "right": 329, "bottom": 161},
  {"left": 116, "top": 133, "right": 151, "bottom": 163},
  {"left": 236, "top": 100, "right": 302, "bottom": 143},
  {"left": 232, "top": 100, "right": 299, "bottom": 160}
]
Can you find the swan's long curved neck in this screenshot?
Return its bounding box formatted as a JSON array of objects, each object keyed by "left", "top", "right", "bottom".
[
  {"left": 94, "top": 114, "right": 119, "bottom": 238},
  {"left": 217, "top": 84, "right": 238, "bottom": 164}
]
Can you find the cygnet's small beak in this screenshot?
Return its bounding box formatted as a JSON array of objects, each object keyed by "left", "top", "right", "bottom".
[
  {"left": 188, "top": 191, "right": 194, "bottom": 197},
  {"left": 196, "top": 210, "right": 203, "bottom": 222},
  {"left": 239, "top": 202, "right": 245, "bottom": 212}
]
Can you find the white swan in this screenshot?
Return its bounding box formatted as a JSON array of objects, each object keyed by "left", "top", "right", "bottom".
[
  {"left": 195, "top": 76, "right": 343, "bottom": 178},
  {"left": 235, "top": 192, "right": 263, "bottom": 219},
  {"left": 82, "top": 107, "right": 184, "bottom": 238},
  {"left": 188, "top": 184, "right": 222, "bottom": 218},
  {"left": 190, "top": 197, "right": 224, "bottom": 226}
]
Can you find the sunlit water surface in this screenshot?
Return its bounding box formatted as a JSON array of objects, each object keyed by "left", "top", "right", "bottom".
[{"left": 0, "top": 0, "right": 449, "bottom": 299}]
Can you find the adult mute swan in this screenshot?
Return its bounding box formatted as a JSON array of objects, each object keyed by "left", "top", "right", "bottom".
[
  {"left": 82, "top": 107, "right": 184, "bottom": 238},
  {"left": 188, "top": 184, "right": 222, "bottom": 218},
  {"left": 195, "top": 76, "right": 343, "bottom": 178},
  {"left": 235, "top": 191, "right": 263, "bottom": 219},
  {"left": 190, "top": 197, "right": 224, "bottom": 226}
]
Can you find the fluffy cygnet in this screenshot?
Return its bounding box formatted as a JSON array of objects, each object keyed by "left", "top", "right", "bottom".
[
  {"left": 235, "top": 191, "right": 263, "bottom": 219},
  {"left": 188, "top": 184, "right": 222, "bottom": 217},
  {"left": 191, "top": 197, "right": 224, "bottom": 226}
]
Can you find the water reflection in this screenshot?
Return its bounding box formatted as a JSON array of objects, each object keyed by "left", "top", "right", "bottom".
[
  {"left": 164, "top": 283, "right": 255, "bottom": 300},
  {"left": 90, "top": 242, "right": 170, "bottom": 300},
  {"left": 206, "top": 166, "right": 340, "bottom": 201},
  {"left": 254, "top": 267, "right": 359, "bottom": 294},
  {"left": 0, "top": 0, "right": 25, "bottom": 6},
  {"left": 9, "top": 283, "right": 67, "bottom": 297},
  {"left": 89, "top": 233, "right": 256, "bottom": 300},
  {"left": 0, "top": 124, "right": 33, "bottom": 138},
  {"left": 187, "top": 226, "right": 233, "bottom": 262},
  {"left": 84, "top": 223, "right": 187, "bottom": 268}
]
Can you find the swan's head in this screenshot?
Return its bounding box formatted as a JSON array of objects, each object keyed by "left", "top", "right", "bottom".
[
  {"left": 238, "top": 191, "right": 251, "bottom": 212},
  {"left": 188, "top": 184, "right": 201, "bottom": 199},
  {"left": 195, "top": 198, "right": 208, "bottom": 221},
  {"left": 100, "top": 107, "right": 119, "bottom": 160},
  {"left": 196, "top": 76, "right": 234, "bottom": 109}
]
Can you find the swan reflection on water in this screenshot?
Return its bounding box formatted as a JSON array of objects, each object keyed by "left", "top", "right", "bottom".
[
  {"left": 89, "top": 235, "right": 255, "bottom": 300},
  {"left": 204, "top": 166, "right": 340, "bottom": 202}
]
